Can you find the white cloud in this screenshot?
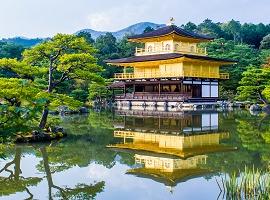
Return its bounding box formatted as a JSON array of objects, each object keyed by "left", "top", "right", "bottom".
[
  {"left": 86, "top": 2, "right": 156, "bottom": 32},
  {"left": 88, "top": 12, "right": 113, "bottom": 31}
]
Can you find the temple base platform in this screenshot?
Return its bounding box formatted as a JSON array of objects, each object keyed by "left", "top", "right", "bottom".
[{"left": 115, "top": 99, "right": 220, "bottom": 112}]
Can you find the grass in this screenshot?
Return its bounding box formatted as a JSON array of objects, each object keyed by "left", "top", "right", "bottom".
[{"left": 217, "top": 166, "right": 270, "bottom": 200}]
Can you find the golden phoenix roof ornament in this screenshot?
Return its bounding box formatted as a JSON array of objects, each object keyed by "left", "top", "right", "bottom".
[{"left": 167, "top": 17, "right": 175, "bottom": 26}]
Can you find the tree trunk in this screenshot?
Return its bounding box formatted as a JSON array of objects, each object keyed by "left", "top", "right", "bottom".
[
  {"left": 40, "top": 147, "right": 54, "bottom": 200},
  {"left": 14, "top": 147, "right": 22, "bottom": 181},
  {"left": 39, "top": 59, "right": 53, "bottom": 129},
  {"left": 39, "top": 105, "right": 49, "bottom": 129},
  {"left": 48, "top": 59, "right": 53, "bottom": 93}
]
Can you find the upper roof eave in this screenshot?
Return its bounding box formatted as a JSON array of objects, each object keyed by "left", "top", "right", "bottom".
[{"left": 127, "top": 25, "right": 214, "bottom": 42}]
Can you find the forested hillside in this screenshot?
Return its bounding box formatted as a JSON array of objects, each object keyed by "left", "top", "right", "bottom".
[{"left": 1, "top": 37, "right": 45, "bottom": 48}]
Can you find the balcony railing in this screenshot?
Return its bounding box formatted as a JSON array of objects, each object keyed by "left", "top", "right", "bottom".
[
  {"left": 135, "top": 46, "right": 207, "bottom": 56},
  {"left": 114, "top": 72, "right": 229, "bottom": 80}
]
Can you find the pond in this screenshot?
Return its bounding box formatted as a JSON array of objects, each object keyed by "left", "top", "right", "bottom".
[{"left": 0, "top": 110, "right": 270, "bottom": 200}]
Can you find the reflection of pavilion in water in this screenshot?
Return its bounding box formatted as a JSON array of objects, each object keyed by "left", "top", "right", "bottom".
[
  {"left": 115, "top": 111, "right": 221, "bottom": 134},
  {"left": 110, "top": 112, "right": 235, "bottom": 158},
  {"left": 127, "top": 154, "right": 209, "bottom": 188},
  {"left": 108, "top": 112, "right": 236, "bottom": 187}
]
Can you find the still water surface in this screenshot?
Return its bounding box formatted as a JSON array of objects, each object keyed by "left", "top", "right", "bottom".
[{"left": 0, "top": 110, "right": 269, "bottom": 200}]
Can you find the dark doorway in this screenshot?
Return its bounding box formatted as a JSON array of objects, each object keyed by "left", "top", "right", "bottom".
[{"left": 192, "top": 85, "right": 202, "bottom": 98}]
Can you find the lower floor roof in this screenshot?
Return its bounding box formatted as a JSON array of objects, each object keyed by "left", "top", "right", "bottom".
[{"left": 105, "top": 53, "right": 236, "bottom": 65}]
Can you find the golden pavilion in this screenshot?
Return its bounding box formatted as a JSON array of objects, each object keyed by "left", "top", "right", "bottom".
[{"left": 106, "top": 19, "right": 235, "bottom": 110}]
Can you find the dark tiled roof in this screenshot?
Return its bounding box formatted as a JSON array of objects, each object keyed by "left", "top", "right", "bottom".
[
  {"left": 105, "top": 53, "right": 236, "bottom": 64},
  {"left": 108, "top": 81, "right": 125, "bottom": 88},
  {"left": 128, "top": 25, "right": 214, "bottom": 40}
]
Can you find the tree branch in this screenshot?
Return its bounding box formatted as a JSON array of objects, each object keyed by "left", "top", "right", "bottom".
[
  {"left": 258, "top": 91, "right": 269, "bottom": 105},
  {"left": 0, "top": 160, "right": 15, "bottom": 174},
  {"left": 52, "top": 185, "right": 68, "bottom": 199},
  {"left": 52, "top": 73, "right": 69, "bottom": 88},
  {"left": 52, "top": 47, "right": 66, "bottom": 61},
  {"left": 24, "top": 187, "right": 34, "bottom": 200},
  {"left": 38, "top": 50, "right": 51, "bottom": 59},
  {"left": 52, "top": 66, "right": 73, "bottom": 88}
]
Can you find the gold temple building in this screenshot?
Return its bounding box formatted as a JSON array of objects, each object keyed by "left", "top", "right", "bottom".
[{"left": 106, "top": 19, "right": 235, "bottom": 111}]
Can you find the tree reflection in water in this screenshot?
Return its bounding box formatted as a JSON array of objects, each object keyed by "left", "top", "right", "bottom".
[
  {"left": 0, "top": 146, "right": 42, "bottom": 199},
  {"left": 39, "top": 146, "right": 104, "bottom": 200},
  {"left": 0, "top": 145, "right": 105, "bottom": 200}
]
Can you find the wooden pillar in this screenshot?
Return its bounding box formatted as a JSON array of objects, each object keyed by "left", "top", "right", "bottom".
[
  {"left": 133, "top": 84, "right": 135, "bottom": 93},
  {"left": 124, "top": 84, "right": 126, "bottom": 97},
  {"left": 191, "top": 84, "right": 193, "bottom": 98},
  {"left": 158, "top": 83, "right": 161, "bottom": 96}
]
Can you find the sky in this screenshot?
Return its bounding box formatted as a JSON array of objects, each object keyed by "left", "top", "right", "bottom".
[{"left": 0, "top": 0, "right": 269, "bottom": 38}]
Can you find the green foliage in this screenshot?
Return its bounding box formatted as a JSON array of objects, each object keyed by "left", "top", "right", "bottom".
[
  {"left": 260, "top": 34, "right": 270, "bottom": 49},
  {"left": 181, "top": 22, "right": 197, "bottom": 32},
  {"left": 197, "top": 19, "right": 225, "bottom": 38},
  {"left": 182, "top": 20, "right": 270, "bottom": 48},
  {"left": 77, "top": 31, "right": 95, "bottom": 44},
  {"left": 219, "top": 167, "right": 270, "bottom": 199},
  {"left": 88, "top": 79, "right": 113, "bottom": 101},
  {"left": 58, "top": 53, "right": 103, "bottom": 82},
  {"left": 49, "top": 94, "right": 83, "bottom": 110},
  {"left": 219, "top": 85, "right": 236, "bottom": 101},
  {"left": 263, "top": 86, "right": 270, "bottom": 100},
  {"left": 260, "top": 50, "right": 270, "bottom": 65},
  {"left": 237, "top": 67, "right": 270, "bottom": 103},
  {"left": 0, "top": 78, "right": 45, "bottom": 135},
  {"left": 0, "top": 58, "right": 46, "bottom": 79},
  {"left": 236, "top": 114, "right": 270, "bottom": 165},
  {"left": 117, "top": 36, "right": 140, "bottom": 58},
  {"left": 95, "top": 33, "right": 118, "bottom": 57},
  {"left": 241, "top": 23, "right": 270, "bottom": 48},
  {"left": 0, "top": 41, "right": 24, "bottom": 59},
  {"left": 0, "top": 34, "right": 104, "bottom": 132},
  {"left": 70, "top": 89, "right": 89, "bottom": 102},
  {"left": 54, "top": 182, "right": 105, "bottom": 200},
  {"left": 22, "top": 34, "right": 104, "bottom": 128},
  {"left": 1, "top": 37, "right": 44, "bottom": 48},
  {"left": 88, "top": 83, "right": 108, "bottom": 100},
  {"left": 0, "top": 177, "right": 42, "bottom": 196},
  {"left": 94, "top": 33, "right": 142, "bottom": 78},
  {"left": 221, "top": 20, "right": 242, "bottom": 42},
  {"left": 95, "top": 33, "right": 120, "bottom": 78},
  {"left": 201, "top": 38, "right": 263, "bottom": 92}
]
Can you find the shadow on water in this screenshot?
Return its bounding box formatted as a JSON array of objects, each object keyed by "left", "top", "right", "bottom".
[{"left": 0, "top": 109, "right": 270, "bottom": 199}]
